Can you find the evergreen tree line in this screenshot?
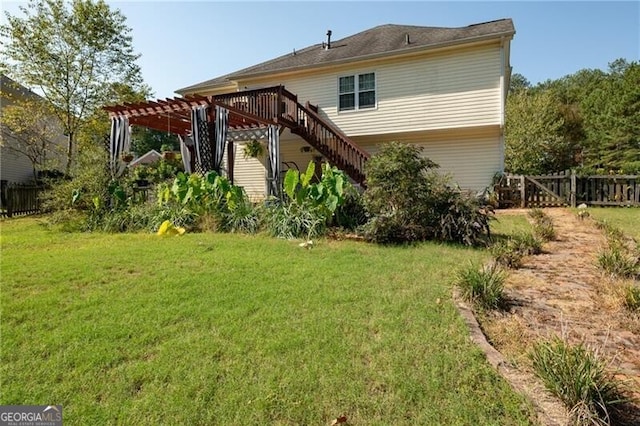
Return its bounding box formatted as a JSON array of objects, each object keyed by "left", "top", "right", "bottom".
[{"left": 505, "top": 58, "right": 640, "bottom": 175}]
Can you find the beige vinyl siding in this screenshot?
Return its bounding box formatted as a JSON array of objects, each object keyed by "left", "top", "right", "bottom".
[
  {"left": 279, "top": 132, "right": 318, "bottom": 174},
  {"left": 228, "top": 133, "right": 321, "bottom": 201},
  {"left": 239, "top": 44, "right": 502, "bottom": 136},
  {"left": 231, "top": 141, "right": 267, "bottom": 201},
  {"left": 352, "top": 126, "right": 501, "bottom": 191}
]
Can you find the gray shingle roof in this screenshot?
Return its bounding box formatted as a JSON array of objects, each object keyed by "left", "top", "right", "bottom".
[{"left": 177, "top": 19, "right": 515, "bottom": 94}]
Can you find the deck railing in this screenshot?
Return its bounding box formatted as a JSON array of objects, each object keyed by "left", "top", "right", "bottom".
[
  {"left": 213, "top": 86, "right": 369, "bottom": 185},
  {"left": 213, "top": 86, "right": 297, "bottom": 127},
  {"left": 292, "top": 103, "right": 369, "bottom": 185}
]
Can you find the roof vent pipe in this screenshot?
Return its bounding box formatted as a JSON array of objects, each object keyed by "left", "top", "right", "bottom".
[
  {"left": 405, "top": 34, "right": 410, "bottom": 45},
  {"left": 326, "top": 30, "right": 332, "bottom": 49}
]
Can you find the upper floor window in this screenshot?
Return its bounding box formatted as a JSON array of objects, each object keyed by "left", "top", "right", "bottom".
[{"left": 338, "top": 72, "right": 376, "bottom": 111}]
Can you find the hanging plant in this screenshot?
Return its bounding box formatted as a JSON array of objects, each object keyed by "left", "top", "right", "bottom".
[
  {"left": 121, "top": 152, "right": 134, "bottom": 162},
  {"left": 243, "top": 139, "right": 265, "bottom": 159}
]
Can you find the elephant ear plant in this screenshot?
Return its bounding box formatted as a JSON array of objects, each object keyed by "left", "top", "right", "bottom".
[
  {"left": 157, "top": 171, "right": 258, "bottom": 233},
  {"left": 283, "top": 161, "right": 347, "bottom": 221},
  {"left": 267, "top": 161, "right": 349, "bottom": 239}
]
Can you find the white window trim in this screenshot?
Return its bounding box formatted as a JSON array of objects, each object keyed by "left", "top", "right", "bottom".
[{"left": 337, "top": 72, "right": 377, "bottom": 113}]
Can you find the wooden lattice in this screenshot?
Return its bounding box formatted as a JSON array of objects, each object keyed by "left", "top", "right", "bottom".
[{"left": 195, "top": 119, "right": 215, "bottom": 174}]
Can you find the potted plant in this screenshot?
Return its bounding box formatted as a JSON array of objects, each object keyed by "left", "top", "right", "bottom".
[
  {"left": 133, "top": 165, "right": 150, "bottom": 187},
  {"left": 161, "top": 143, "right": 176, "bottom": 160},
  {"left": 121, "top": 151, "right": 134, "bottom": 162},
  {"left": 243, "top": 139, "right": 265, "bottom": 159}
]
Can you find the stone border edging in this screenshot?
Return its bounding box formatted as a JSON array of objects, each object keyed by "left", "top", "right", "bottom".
[{"left": 452, "top": 289, "right": 569, "bottom": 426}]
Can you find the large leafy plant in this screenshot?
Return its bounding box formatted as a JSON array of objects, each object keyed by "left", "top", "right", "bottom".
[
  {"left": 157, "top": 171, "right": 256, "bottom": 232},
  {"left": 264, "top": 161, "right": 350, "bottom": 239},
  {"left": 283, "top": 161, "right": 347, "bottom": 221},
  {"left": 158, "top": 172, "right": 242, "bottom": 213}
]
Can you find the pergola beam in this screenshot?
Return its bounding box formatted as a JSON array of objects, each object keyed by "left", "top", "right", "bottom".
[{"left": 104, "top": 89, "right": 281, "bottom": 136}]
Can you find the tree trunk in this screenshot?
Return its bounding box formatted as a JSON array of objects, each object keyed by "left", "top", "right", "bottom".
[{"left": 65, "top": 132, "right": 74, "bottom": 175}]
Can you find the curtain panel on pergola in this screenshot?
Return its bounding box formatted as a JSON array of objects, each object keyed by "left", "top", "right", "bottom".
[
  {"left": 104, "top": 90, "right": 287, "bottom": 193},
  {"left": 214, "top": 106, "right": 229, "bottom": 174},
  {"left": 267, "top": 125, "right": 280, "bottom": 197},
  {"left": 109, "top": 115, "right": 131, "bottom": 178}
]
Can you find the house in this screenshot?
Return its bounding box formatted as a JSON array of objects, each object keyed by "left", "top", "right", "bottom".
[
  {"left": 0, "top": 74, "right": 66, "bottom": 184},
  {"left": 106, "top": 19, "right": 515, "bottom": 199},
  {"left": 128, "top": 149, "right": 162, "bottom": 167}
]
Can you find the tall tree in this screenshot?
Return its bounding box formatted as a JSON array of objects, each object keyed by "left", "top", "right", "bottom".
[
  {"left": 0, "top": 0, "right": 145, "bottom": 173},
  {"left": 580, "top": 60, "right": 640, "bottom": 172},
  {"left": 509, "top": 73, "right": 531, "bottom": 93},
  {"left": 504, "top": 89, "right": 569, "bottom": 174}
]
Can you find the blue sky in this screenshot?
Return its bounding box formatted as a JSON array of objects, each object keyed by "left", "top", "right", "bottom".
[{"left": 2, "top": 1, "right": 639, "bottom": 99}]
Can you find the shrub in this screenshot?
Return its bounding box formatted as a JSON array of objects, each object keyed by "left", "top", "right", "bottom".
[
  {"left": 491, "top": 240, "right": 524, "bottom": 269},
  {"left": 433, "top": 188, "right": 493, "bottom": 246},
  {"left": 260, "top": 199, "right": 326, "bottom": 240},
  {"left": 530, "top": 337, "right": 628, "bottom": 425},
  {"left": 623, "top": 285, "right": 640, "bottom": 312},
  {"left": 41, "top": 142, "right": 110, "bottom": 213},
  {"left": 527, "top": 208, "right": 545, "bottom": 221},
  {"left": 598, "top": 246, "right": 639, "bottom": 279},
  {"left": 222, "top": 200, "right": 260, "bottom": 234},
  {"left": 333, "top": 185, "right": 368, "bottom": 231},
  {"left": 455, "top": 263, "right": 506, "bottom": 310},
  {"left": 527, "top": 209, "right": 556, "bottom": 241},
  {"left": 363, "top": 142, "right": 491, "bottom": 245},
  {"left": 511, "top": 231, "right": 544, "bottom": 255},
  {"left": 364, "top": 212, "right": 430, "bottom": 244},
  {"left": 363, "top": 142, "right": 438, "bottom": 243},
  {"left": 491, "top": 232, "right": 543, "bottom": 269}
]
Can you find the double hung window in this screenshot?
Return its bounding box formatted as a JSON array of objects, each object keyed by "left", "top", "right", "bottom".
[{"left": 338, "top": 72, "right": 376, "bottom": 111}]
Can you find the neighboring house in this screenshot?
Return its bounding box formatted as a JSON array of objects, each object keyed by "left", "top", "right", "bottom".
[
  {"left": 129, "top": 150, "right": 162, "bottom": 167},
  {"left": 108, "top": 19, "right": 515, "bottom": 199},
  {"left": 0, "top": 74, "right": 66, "bottom": 183}
]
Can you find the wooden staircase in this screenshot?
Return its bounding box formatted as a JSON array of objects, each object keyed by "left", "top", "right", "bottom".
[{"left": 212, "top": 86, "right": 370, "bottom": 186}]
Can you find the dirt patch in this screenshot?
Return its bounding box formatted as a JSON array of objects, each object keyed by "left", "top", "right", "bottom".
[{"left": 471, "top": 208, "right": 640, "bottom": 424}]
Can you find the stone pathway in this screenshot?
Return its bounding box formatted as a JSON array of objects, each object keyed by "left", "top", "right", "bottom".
[{"left": 486, "top": 208, "right": 640, "bottom": 424}]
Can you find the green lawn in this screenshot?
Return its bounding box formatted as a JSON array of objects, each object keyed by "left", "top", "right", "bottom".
[
  {"left": 491, "top": 213, "right": 533, "bottom": 237},
  {"left": 583, "top": 207, "right": 640, "bottom": 240},
  {"left": 1, "top": 218, "right": 533, "bottom": 425}
]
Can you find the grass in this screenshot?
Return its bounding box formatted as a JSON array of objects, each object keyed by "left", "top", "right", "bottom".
[
  {"left": 530, "top": 337, "right": 628, "bottom": 425},
  {"left": 624, "top": 285, "right": 640, "bottom": 311},
  {"left": 491, "top": 213, "right": 532, "bottom": 238},
  {"left": 585, "top": 207, "right": 640, "bottom": 241},
  {"left": 598, "top": 246, "right": 639, "bottom": 279},
  {"left": 455, "top": 263, "right": 506, "bottom": 309},
  {"left": 0, "top": 217, "right": 534, "bottom": 425}
]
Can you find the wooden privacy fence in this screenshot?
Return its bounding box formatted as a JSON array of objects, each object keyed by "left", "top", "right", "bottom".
[
  {"left": 0, "top": 181, "right": 42, "bottom": 218},
  {"left": 496, "top": 171, "right": 640, "bottom": 208}
]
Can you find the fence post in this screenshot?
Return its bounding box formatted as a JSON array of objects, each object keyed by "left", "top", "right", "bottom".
[
  {"left": 6, "top": 185, "right": 13, "bottom": 218},
  {"left": 570, "top": 170, "right": 577, "bottom": 208},
  {"left": 520, "top": 175, "right": 526, "bottom": 208}
]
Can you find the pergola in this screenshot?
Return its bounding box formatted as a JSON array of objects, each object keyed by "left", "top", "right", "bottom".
[{"left": 104, "top": 92, "right": 282, "bottom": 196}]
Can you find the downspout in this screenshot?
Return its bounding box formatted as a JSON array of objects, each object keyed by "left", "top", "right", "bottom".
[{"left": 498, "top": 36, "right": 507, "bottom": 174}]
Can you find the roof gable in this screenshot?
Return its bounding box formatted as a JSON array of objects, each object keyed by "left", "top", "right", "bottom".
[{"left": 177, "top": 19, "right": 515, "bottom": 94}]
